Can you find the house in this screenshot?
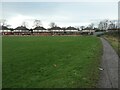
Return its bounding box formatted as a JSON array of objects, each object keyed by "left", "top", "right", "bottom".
[
  {"left": 81, "top": 30, "right": 95, "bottom": 35},
  {"left": 1, "top": 26, "right": 12, "bottom": 35},
  {"left": 65, "top": 26, "right": 80, "bottom": 35},
  {"left": 32, "top": 26, "right": 50, "bottom": 35},
  {"left": 14, "top": 26, "right": 30, "bottom": 35},
  {"left": 81, "top": 27, "right": 95, "bottom": 35},
  {"left": 48, "top": 26, "right": 64, "bottom": 35}
]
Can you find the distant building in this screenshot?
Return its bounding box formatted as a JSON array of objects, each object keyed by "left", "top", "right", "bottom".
[
  {"left": 1, "top": 25, "right": 96, "bottom": 36},
  {"left": 81, "top": 30, "right": 95, "bottom": 35},
  {"left": 32, "top": 26, "right": 50, "bottom": 35},
  {"left": 1, "top": 26, "right": 12, "bottom": 35},
  {"left": 14, "top": 26, "right": 30, "bottom": 35},
  {"left": 65, "top": 26, "right": 80, "bottom": 35},
  {"left": 48, "top": 26, "right": 64, "bottom": 35}
]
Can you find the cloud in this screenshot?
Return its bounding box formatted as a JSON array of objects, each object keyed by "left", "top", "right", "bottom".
[
  {"left": 7, "top": 14, "right": 34, "bottom": 28},
  {"left": 2, "top": 2, "right": 118, "bottom": 28}
]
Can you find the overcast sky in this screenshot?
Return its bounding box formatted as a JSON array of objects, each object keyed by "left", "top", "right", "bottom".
[{"left": 0, "top": 1, "right": 118, "bottom": 28}]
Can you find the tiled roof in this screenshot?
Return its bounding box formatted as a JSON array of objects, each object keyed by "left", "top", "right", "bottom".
[
  {"left": 48, "top": 26, "right": 61, "bottom": 30},
  {"left": 66, "top": 26, "right": 78, "bottom": 30},
  {"left": 0, "top": 26, "right": 9, "bottom": 30},
  {"left": 15, "top": 26, "right": 29, "bottom": 30},
  {"left": 33, "top": 26, "right": 46, "bottom": 30}
]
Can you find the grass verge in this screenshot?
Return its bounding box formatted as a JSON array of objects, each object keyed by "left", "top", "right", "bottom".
[{"left": 104, "top": 35, "right": 119, "bottom": 56}]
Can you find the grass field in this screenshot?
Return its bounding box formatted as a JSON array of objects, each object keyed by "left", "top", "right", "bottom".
[{"left": 2, "top": 36, "right": 102, "bottom": 88}]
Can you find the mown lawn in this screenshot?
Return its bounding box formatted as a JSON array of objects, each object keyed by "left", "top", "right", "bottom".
[{"left": 2, "top": 36, "right": 102, "bottom": 88}]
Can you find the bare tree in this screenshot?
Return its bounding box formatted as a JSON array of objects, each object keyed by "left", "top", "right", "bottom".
[
  {"left": 80, "top": 26, "right": 85, "bottom": 30},
  {"left": 0, "top": 19, "right": 7, "bottom": 26},
  {"left": 49, "top": 22, "right": 57, "bottom": 35},
  {"left": 22, "top": 21, "right": 28, "bottom": 27},
  {"left": 89, "top": 23, "right": 94, "bottom": 30},
  {"left": 98, "top": 20, "right": 109, "bottom": 31},
  {"left": 108, "top": 21, "right": 116, "bottom": 30},
  {"left": 104, "top": 20, "right": 109, "bottom": 30},
  {"left": 0, "top": 19, "right": 11, "bottom": 29},
  {"left": 49, "top": 22, "right": 56, "bottom": 28},
  {"left": 34, "top": 20, "right": 42, "bottom": 27},
  {"left": 98, "top": 21, "right": 103, "bottom": 30}
]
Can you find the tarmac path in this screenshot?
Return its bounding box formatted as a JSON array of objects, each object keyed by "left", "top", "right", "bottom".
[{"left": 97, "top": 38, "right": 118, "bottom": 88}]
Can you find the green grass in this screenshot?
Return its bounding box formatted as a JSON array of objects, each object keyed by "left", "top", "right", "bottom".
[
  {"left": 2, "top": 36, "right": 102, "bottom": 88},
  {"left": 104, "top": 35, "right": 119, "bottom": 56}
]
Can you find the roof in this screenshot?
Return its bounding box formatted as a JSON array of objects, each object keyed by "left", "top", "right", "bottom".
[
  {"left": 33, "top": 26, "right": 46, "bottom": 30},
  {"left": 83, "top": 27, "right": 91, "bottom": 30},
  {"left": 49, "top": 26, "right": 61, "bottom": 30},
  {"left": 66, "top": 26, "right": 78, "bottom": 30},
  {"left": 61, "top": 27, "right": 66, "bottom": 30},
  {"left": 15, "top": 26, "right": 29, "bottom": 30},
  {"left": 0, "top": 26, "right": 9, "bottom": 30}
]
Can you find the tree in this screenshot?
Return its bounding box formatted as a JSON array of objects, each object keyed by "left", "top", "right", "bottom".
[
  {"left": 98, "top": 20, "right": 109, "bottom": 31},
  {"left": 80, "top": 26, "right": 85, "bottom": 30},
  {"left": 49, "top": 22, "right": 56, "bottom": 28},
  {"left": 108, "top": 21, "right": 116, "bottom": 30},
  {"left": 98, "top": 21, "right": 103, "bottom": 30},
  {"left": 49, "top": 22, "right": 57, "bottom": 35},
  {"left": 22, "top": 21, "right": 27, "bottom": 27},
  {"left": 104, "top": 20, "right": 109, "bottom": 30},
  {"left": 34, "top": 20, "right": 42, "bottom": 27},
  {"left": 0, "top": 19, "right": 7, "bottom": 26},
  {"left": 0, "top": 19, "right": 12, "bottom": 32},
  {"left": 89, "top": 23, "right": 94, "bottom": 30}
]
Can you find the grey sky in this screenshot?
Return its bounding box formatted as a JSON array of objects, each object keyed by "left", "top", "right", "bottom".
[{"left": 1, "top": 1, "right": 118, "bottom": 28}]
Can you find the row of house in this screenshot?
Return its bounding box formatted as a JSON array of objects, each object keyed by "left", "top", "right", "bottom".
[{"left": 0, "top": 26, "right": 95, "bottom": 36}]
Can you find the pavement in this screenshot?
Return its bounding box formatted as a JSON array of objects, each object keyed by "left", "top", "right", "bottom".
[{"left": 97, "top": 38, "right": 119, "bottom": 88}]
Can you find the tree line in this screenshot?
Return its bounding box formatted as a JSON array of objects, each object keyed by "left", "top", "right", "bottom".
[{"left": 0, "top": 19, "right": 119, "bottom": 31}]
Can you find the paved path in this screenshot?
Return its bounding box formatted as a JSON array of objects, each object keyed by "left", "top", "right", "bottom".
[{"left": 98, "top": 38, "right": 118, "bottom": 88}]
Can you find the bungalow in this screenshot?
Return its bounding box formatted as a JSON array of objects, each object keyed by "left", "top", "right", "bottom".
[
  {"left": 81, "top": 30, "right": 95, "bottom": 35},
  {"left": 32, "top": 26, "right": 50, "bottom": 35},
  {"left": 14, "top": 26, "right": 30, "bottom": 35},
  {"left": 48, "top": 26, "right": 64, "bottom": 35},
  {"left": 1, "top": 26, "right": 12, "bottom": 35},
  {"left": 65, "top": 26, "right": 80, "bottom": 35}
]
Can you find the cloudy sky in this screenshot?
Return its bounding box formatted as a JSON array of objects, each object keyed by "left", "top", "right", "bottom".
[{"left": 0, "top": 1, "right": 119, "bottom": 28}]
